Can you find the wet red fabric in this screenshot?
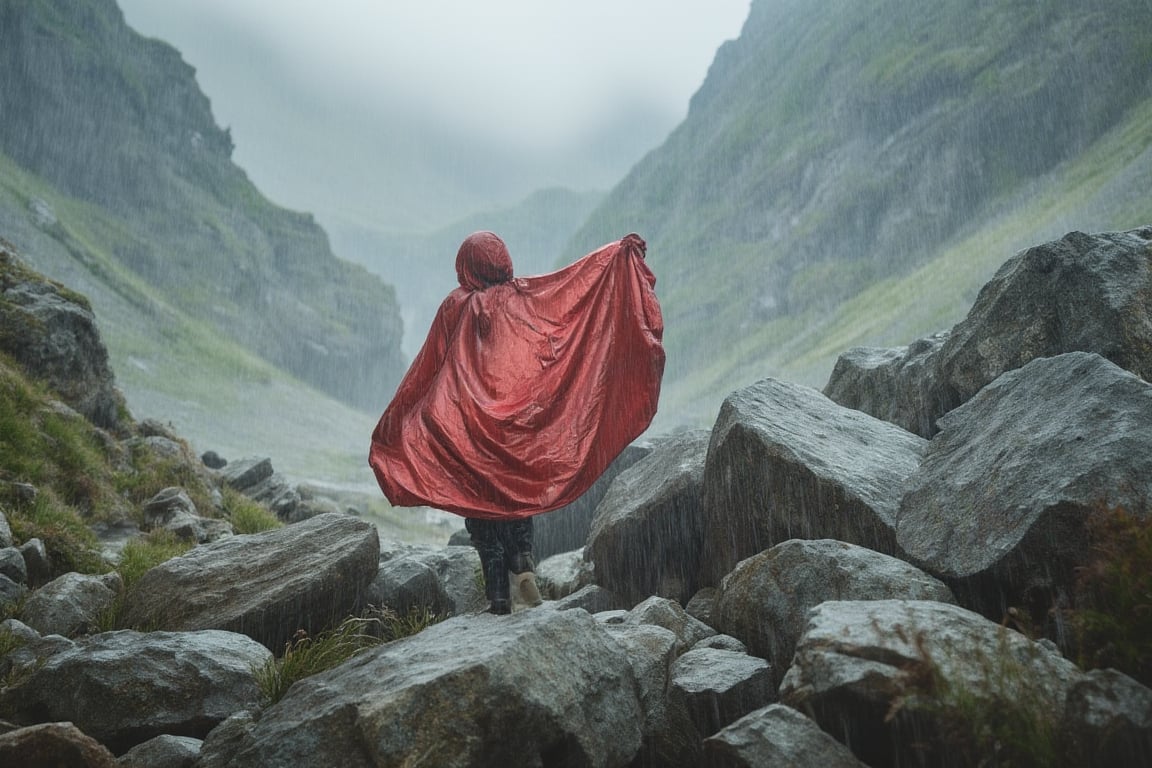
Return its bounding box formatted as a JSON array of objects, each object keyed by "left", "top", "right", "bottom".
[{"left": 369, "top": 232, "right": 665, "bottom": 519}]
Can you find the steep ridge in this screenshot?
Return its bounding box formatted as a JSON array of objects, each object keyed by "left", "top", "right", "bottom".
[
  {"left": 567, "top": 0, "right": 1152, "bottom": 429},
  {"left": 0, "top": 0, "right": 405, "bottom": 413}
]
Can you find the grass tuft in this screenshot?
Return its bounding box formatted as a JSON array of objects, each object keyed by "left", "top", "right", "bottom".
[{"left": 253, "top": 606, "right": 446, "bottom": 705}]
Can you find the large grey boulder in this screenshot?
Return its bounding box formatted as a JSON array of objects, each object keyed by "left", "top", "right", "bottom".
[
  {"left": 366, "top": 541, "right": 484, "bottom": 616},
  {"left": 699, "top": 378, "right": 927, "bottom": 587},
  {"left": 197, "top": 608, "right": 646, "bottom": 768},
  {"left": 779, "top": 600, "right": 1084, "bottom": 768},
  {"left": 119, "top": 513, "right": 379, "bottom": 650},
  {"left": 534, "top": 442, "right": 654, "bottom": 559},
  {"left": 672, "top": 648, "right": 774, "bottom": 734},
  {"left": 823, "top": 332, "right": 949, "bottom": 437},
  {"left": 0, "top": 629, "right": 270, "bottom": 755},
  {"left": 21, "top": 571, "right": 123, "bottom": 638},
  {"left": 702, "top": 703, "right": 868, "bottom": 768},
  {"left": 0, "top": 244, "right": 124, "bottom": 429},
  {"left": 897, "top": 353, "right": 1152, "bottom": 617},
  {"left": 586, "top": 430, "right": 710, "bottom": 605},
  {"left": 826, "top": 226, "right": 1152, "bottom": 436},
  {"left": 714, "top": 539, "right": 955, "bottom": 684}
]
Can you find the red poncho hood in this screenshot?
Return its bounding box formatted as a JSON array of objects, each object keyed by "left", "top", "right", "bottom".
[{"left": 369, "top": 232, "right": 665, "bottom": 519}]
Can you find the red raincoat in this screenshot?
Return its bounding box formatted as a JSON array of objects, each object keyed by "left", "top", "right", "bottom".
[{"left": 369, "top": 232, "right": 664, "bottom": 519}]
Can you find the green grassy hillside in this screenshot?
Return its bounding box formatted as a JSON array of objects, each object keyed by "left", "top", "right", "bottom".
[
  {"left": 566, "top": 0, "right": 1152, "bottom": 431},
  {"left": 0, "top": 0, "right": 405, "bottom": 414}
]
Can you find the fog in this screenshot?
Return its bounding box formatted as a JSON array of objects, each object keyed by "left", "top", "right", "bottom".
[{"left": 117, "top": 1, "right": 751, "bottom": 233}]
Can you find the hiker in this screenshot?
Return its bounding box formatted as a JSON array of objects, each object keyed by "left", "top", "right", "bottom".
[{"left": 369, "top": 230, "right": 664, "bottom": 614}]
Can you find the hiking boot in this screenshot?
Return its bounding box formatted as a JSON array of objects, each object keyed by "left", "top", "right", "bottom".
[
  {"left": 507, "top": 551, "right": 542, "bottom": 608},
  {"left": 512, "top": 570, "right": 543, "bottom": 608}
]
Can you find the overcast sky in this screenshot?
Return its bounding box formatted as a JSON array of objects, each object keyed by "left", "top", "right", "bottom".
[{"left": 117, "top": 1, "right": 750, "bottom": 232}]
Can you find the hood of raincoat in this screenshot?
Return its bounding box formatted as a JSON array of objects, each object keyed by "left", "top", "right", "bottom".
[{"left": 456, "top": 231, "right": 514, "bottom": 291}]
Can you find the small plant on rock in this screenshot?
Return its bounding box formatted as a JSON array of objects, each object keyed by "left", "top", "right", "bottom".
[{"left": 222, "top": 486, "right": 281, "bottom": 534}]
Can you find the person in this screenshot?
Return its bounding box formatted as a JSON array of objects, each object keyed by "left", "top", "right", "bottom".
[{"left": 369, "top": 230, "right": 664, "bottom": 614}]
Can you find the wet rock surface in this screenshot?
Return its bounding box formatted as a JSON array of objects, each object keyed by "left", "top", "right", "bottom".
[
  {"left": 586, "top": 429, "right": 709, "bottom": 605},
  {"left": 699, "top": 378, "right": 926, "bottom": 586},
  {"left": 827, "top": 226, "right": 1152, "bottom": 436},
  {"left": 0, "top": 629, "right": 269, "bottom": 755},
  {"left": 715, "top": 538, "right": 955, "bottom": 685},
  {"left": 195, "top": 608, "right": 645, "bottom": 768},
  {"left": 897, "top": 352, "right": 1152, "bottom": 615},
  {"left": 118, "top": 513, "right": 379, "bottom": 650}
]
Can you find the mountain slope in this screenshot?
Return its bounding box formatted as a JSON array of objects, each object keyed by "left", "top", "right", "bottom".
[
  {"left": 0, "top": 0, "right": 405, "bottom": 413},
  {"left": 567, "top": 0, "right": 1152, "bottom": 429}
]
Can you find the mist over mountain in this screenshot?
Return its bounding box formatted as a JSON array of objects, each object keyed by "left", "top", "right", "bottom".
[
  {"left": 0, "top": 0, "right": 404, "bottom": 414},
  {"left": 566, "top": 0, "right": 1152, "bottom": 430},
  {"left": 335, "top": 187, "right": 604, "bottom": 355}
]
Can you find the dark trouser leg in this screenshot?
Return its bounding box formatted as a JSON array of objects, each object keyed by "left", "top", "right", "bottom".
[
  {"left": 466, "top": 518, "right": 511, "bottom": 614},
  {"left": 498, "top": 517, "right": 536, "bottom": 574}
]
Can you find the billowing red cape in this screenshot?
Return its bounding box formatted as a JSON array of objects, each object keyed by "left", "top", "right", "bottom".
[{"left": 369, "top": 232, "right": 664, "bottom": 519}]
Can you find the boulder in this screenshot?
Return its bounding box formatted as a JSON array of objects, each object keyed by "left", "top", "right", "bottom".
[
  {"left": 0, "top": 546, "right": 26, "bottom": 584},
  {"left": 19, "top": 537, "right": 51, "bottom": 586},
  {"left": 823, "top": 332, "right": 949, "bottom": 437},
  {"left": 117, "top": 734, "right": 202, "bottom": 767},
  {"left": 534, "top": 442, "right": 654, "bottom": 559},
  {"left": 714, "top": 539, "right": 955, "bottom": 684},
  {"left": 699, "top": 378, "right": 927, "bottom": 587},
  {"left": 660, "top": 647, "right": 774, "bottom": 767},
  {"left": 118, "top": 513, "right": 379, "bottom": 651},
  {"left": 826, "top": 226, "right": 1152, "bottom": 437},
  {"left": 366, "top": 542, "right": 484, "bottom": 617},
  {"left": 897, "top": 353, "right": 1152, "bottom": 617},
  {"left": 196, "top": 609, "right": 645, "bottom": 768},
  {"left": 21, "top": 571, "right": 123, "bottom": 638},
  {"left": 621, "top": 596, "right": 716, "bottom": 653},
  {"left": 0, "top": 629, "right": 270, "bottom": 755},
  {"left": 702, "top": 703, "right": 868, "bottom": 768},
  {"left": 216, "top": 457, "right": 273, "bottom": 492},
  {"left": 600, "top": 622, "right": 681, "bottom": 765},
  {"left": 0, "top": 619, "right": 75, "bottom": 681},
  {"left": 536, "top": 549, "right": 593, "bottom": 599},
  {"left": 141, "top": 487, "right": 232, "bottom": 543},
  {"left": 586, "top": 430, "right": 710, "bottom": 605},
  {"left": 0, "top": 510, "right": 12, "bottom": 547},
  {"left": 0, "top": 244, "right": 123, "bottom": 429},
  {"left": 551, "top": 583, "right": 626, "bottom": 614},
  {"left": 684, "top": 587, "right": 718, "bottom": 626},
  {"left": 1059, "top": 668, "right": 1152, "bottom": 768},
  {"left": 0, "top": 721, "right": 118, "bottom": 768},
  {"left": 0, "top": 574, "right": 26, "bottom": 609},
  {"left": 779, "top": 599, "right": 1084, "bottom": 767}
]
